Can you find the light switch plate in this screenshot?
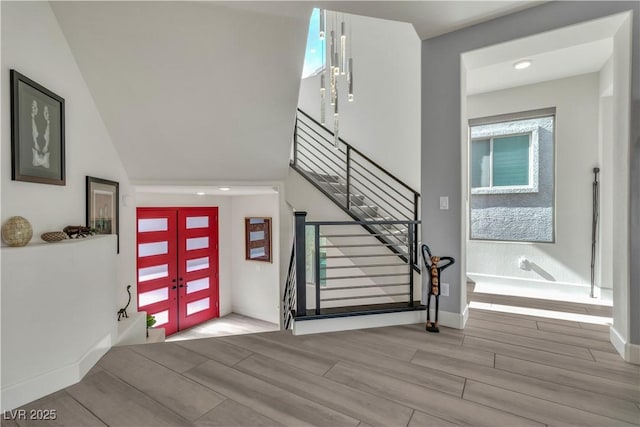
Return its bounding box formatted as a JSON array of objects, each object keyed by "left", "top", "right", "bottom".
[{"left": 439, "top": 196, "right": 449, "bottom": 210}]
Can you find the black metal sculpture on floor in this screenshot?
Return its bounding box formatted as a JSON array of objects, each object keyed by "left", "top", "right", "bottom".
[
  {"left": 422, "top": 244, "right": 455, "bottom": 333},
  {"left": 117, "top": 285, "right": 132, "bottom": 321}
]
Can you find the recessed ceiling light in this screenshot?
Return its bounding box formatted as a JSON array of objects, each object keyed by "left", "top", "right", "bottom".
[
  {"left": 514, "top": 60, "right": 532, "bottom": 70},
  {"left": 218, "top": 187, "right": 231, "bottom": 191},
  {"left": 196, "top": 191, "right": 206, "bottom": 196}
]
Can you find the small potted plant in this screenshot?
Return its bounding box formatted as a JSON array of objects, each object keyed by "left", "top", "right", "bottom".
[{"left": 146, "top": 313, "right": 156, "bottom": 338}]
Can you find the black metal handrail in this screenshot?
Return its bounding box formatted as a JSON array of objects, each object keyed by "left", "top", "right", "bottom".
[
  {"left": 282, "top": 242, "right": 296, "bottom": 330},
  {"left": 288, "top": 212, "right": 420, "bottom": 318},
  {"left": 292, "top": 108, "right": 420, "bottom": 270},
  {"left": 296, "top": 109, "right": 419, "bottom": 195}
]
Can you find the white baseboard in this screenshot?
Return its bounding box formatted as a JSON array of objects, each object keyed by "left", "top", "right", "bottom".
[
  {"left": 293, "top": 310, "right": 424, "bottom": 335},
  {"left": 292, "top": 305, "right": 469, "bottom": 335},
  {"left": 428, "top": 305, "right": 469, "bottom": 329},
  {"left": 610, "top": 326, "right": 640, "bottom": 365},
  {"left": 1, "top": 334, "right": 112, "bottom": 412},
  {"left": 467, "top": 273, "right": 613, "bottom": 305}
]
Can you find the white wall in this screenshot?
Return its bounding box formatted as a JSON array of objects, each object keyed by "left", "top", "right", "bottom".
[
  {"left": 2, "top": 235, "right": 116, "bottom": 411},
  {"left": 1, "top": 1, "right": 135, "bottom": 310},
  {"left": 298, "top": 12, "right": 421, "bottom": 191},
  {"left": 231, "top": 194, "right": 280, "bottom": 324},
  {"left": 467, "top": 73, "right": 600, "bottom": 288},
  {"left": 610, "top": 15, "right": 632, "bottom": 347},
  {"left": 598, "top": 57, "right": 614, "bottom": 291},
  {"left": 135, "top": 193, "right": 233, "bottom": 317}
]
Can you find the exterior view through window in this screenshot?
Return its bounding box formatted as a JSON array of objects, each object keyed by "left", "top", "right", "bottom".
[{"left": 469, "top": 108, "right": 555, "bottom": 242}]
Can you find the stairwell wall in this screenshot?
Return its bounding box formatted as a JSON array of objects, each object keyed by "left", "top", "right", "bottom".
[
  {"left": 1, "top": 1, "right": 134, "bottom": 410},
  {"left": 297, "top": 12, "right": 421, "bottom": 191}
]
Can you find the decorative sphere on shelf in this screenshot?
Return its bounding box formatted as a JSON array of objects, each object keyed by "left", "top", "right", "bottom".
[{"left": 2, "top": 216, "right": 33, "bottom": 247}]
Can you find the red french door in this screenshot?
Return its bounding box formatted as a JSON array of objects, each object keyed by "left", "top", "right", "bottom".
[{"left": 136, "top": 207, "right": 219, "bottom": 336}]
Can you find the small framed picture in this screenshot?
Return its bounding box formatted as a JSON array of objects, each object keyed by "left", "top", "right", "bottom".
[
  {"left": 86, "top": 176, "right": 119, "bottom": 253},
  {"left": 245, "top": 217, "right": 272, "bottom": 262},
  {"left": 10, "top": 70, "right": 65, "bottom": 185}
]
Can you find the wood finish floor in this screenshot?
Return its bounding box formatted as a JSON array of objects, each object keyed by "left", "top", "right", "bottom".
[{"left": 3, "top": 297, "right": 639, "bottom": 427}]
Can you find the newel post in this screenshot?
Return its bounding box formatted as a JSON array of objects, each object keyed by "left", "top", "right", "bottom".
[{"left": 294, "top": 211, "right": 307, "bottom": 317}]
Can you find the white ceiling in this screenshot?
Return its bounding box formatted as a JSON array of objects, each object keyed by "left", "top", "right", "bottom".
[
  {"left": 50, "top": 1, "right": 545, "bottom": 185},
  {"left": 464, "top": 12, "right": 628, "bottom": 95},
  {"left": 307, "top": 1, "right": 544, "bottom": 39}
]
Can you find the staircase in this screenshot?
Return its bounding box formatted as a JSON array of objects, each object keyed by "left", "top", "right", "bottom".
[
  {"left": 283, "top": 109, "right": 424, "bottom": 333},
  {"left": 291, "top": 109, "right": 420, "bottom": 270}
]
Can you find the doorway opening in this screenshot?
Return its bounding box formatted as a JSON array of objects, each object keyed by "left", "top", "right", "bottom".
[{"left": 460, "top": 12, "right": 632, "bottom": 328}]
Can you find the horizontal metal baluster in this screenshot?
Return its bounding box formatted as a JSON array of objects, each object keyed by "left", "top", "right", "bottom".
[{"left": 321, "top": 293, "right": 409, "bottom": 302}]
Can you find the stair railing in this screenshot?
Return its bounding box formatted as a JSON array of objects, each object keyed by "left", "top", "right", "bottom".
[
  {"left": 288, "top": 211, "right": 420, "bottom": 318},
  {"left": 292, "top": 108, "right": 420, "bottom": 270},
  {"left": 282, "top": 241, "right": 296, "bottom": 329}
]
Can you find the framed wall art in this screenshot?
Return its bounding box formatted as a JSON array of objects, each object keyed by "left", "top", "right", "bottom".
[
  {"left": 11, "top": 70, "right": 65, "bottom": 185},
  {"left": 86, "top": 176, "right": 119, "bottom": 253},
  {"left": 245, "top": 217, "right": 272, "bottom": 262}
]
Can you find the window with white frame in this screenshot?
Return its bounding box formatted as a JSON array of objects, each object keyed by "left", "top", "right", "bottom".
[{"left": 471, "top": 133, "right": 532, "bottom": 190}]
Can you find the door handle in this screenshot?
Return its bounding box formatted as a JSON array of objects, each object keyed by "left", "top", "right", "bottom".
[
  {"left": 171, "top": 285, "right": 177, "bottom": 290},
  {"left": 179, "top": 284, "right": 185, "bottom": 288}
]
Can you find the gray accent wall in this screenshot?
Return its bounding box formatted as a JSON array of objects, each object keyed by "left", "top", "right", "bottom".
[{"left": 421, "top": 1, "right": 639, "bottom": 345}]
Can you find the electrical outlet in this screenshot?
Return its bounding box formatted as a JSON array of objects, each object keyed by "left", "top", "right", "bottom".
[{"left": 440, "top": 283, "right": 449, "bottom": 297}]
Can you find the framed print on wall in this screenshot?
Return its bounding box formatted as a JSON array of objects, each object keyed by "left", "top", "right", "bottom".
[
  {"left": 86, "top": 176, "right": 119, "bottom": 253},
  {"left": 245, "top": 217, "right": 272, "bottom": 262},
  {"left": 11, "top": 70, "right": 65, "bottom": 185}
]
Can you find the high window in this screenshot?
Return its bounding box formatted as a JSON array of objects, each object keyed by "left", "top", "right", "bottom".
[{"left": 302, "top": 9, "right": 324, "bottom": 79}]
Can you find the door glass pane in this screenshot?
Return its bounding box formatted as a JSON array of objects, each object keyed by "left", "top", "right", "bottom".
[
  {"left": 186, "top": 257, "right": 209, "bottom": 272},
  {"left": 138, "top": 218, "right": 168, "bottom": 232},
  {"left": 139, "top": 287, "right": 169, "bottom": 307},
  {"left": 471, "top": 139, "right": 490, "bottom": 188},
  {"left": 138, "top": 264, "right": 169, "bottom": 282},
  {"left": 152, "top": 310, "right": 169, "bottom": 326},
  {"left": 186, "top": 216, "right": 209, "bottom": 229},
  {"left": 493, "top": 135, "right": 529, "bottom": 186},
  {"left": 187, "top": 277, "right": 209, "bottom": 294},
  {"left": 187, "top": 297, "right": 210, "bottom": 316},
  {"left": 186, "top": 237, "right": 209, "bottom": 251},
  {"left": 138, "top": 241, "right": 168, "bottom": 257}
]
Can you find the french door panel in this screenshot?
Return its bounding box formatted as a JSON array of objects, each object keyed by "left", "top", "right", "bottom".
[
  {"left": 177, "top": 208, "right": 219, "bottom": 330},
  {"left": 136, "top": 207, "right": 218, "bottom": 336},
  {"left": 136, "top": 209, "right": 179, "bottom": 336}
]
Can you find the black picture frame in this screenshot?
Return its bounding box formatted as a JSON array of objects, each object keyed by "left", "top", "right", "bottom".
[
  {"left": 10, "top": 70, "right": 65, "bottom": 185},
  {"left": 86, "top": 176, "right": 119, "bottom": 253}
]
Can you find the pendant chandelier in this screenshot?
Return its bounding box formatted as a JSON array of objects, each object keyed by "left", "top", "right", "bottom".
[{"left": 319, "top": 10, "right": 354, "bottom": 148}]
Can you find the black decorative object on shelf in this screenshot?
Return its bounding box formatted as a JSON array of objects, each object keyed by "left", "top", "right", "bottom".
[{"left": 422, "top": 244, "right": 455, "bottom": 333}]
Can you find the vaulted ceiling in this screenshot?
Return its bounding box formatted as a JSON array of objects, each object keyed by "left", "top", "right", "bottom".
[
  {"left": 51, "top": 1, "right": 311, "bottom": 183},
  {"left": 51, "top": 1, "right": 542, "bottom": 184}
]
